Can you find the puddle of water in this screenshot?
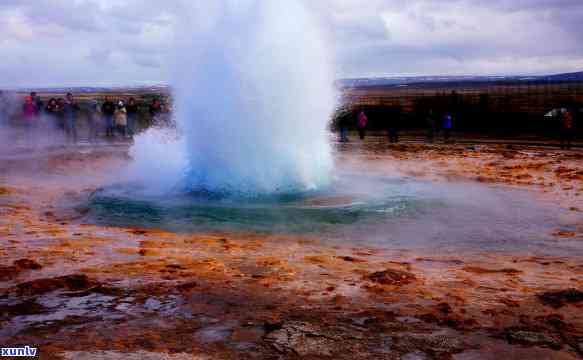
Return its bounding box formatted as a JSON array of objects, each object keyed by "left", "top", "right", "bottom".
[
  {"left": 0, "top": 291, "right": 119, "bottom": 338},
  {"left": 194, "top": 323, "right": 236, "bottom": 343}
]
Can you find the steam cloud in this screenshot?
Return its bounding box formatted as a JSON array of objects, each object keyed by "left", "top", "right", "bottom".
[{"left": 128, "top": 0, "right": 337, "bottom": 195}]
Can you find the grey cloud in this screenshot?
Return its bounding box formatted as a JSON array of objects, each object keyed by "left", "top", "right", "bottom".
[
  {"left": 324, "top": 0, "right": 583, "bottom": 77},
  {"left": 132, "top": 54, "right": 161, "bottom": 68},
  {"left": 0, "top": 0, "right": 582, "bottom": 87}
]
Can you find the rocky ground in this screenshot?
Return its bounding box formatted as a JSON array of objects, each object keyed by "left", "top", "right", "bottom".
[{"left": 1, "top": 140, "right": 583, "bottom": 359}]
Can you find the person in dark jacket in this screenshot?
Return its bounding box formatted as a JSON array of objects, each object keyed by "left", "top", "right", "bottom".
[
  {"left": 387, "top": 106, "right": 401, "bottom": 143},
  {"left": 149, "top": 98, "right": 163, "bottom": 125},
  {"left": 560, "top": 109, "right": 575, "bottom": 150},
  {"left": 101, "top": 96, "right": 116, "bottom": 138},
  {"left": 44, "top": 98, "right": 61, "bottom": 128},
  {"left": 0, "top": 90, "right": 8, "bottom": 124},
  {"left": 87, "top": 99, "right": 100, "bottom": 143},
  {"left": 30, "top": 92, "right": 43, "bottom": 117},
  {"left": 126, "top": 97, "right": 139, "bottom": 136},
  {"left": 338, "top": 114, "right": 350, "bottom": 142},
  {"left": 55, "top": 98, "right": 66, "bottom": 131},
  {"left": 63, "top": 92, "right": 80, "bottom": 143},
  {"left": 425, "top": 109, "right": 436, "bottom": 143}
]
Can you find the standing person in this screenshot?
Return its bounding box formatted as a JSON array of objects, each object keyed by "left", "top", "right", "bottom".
[
  {"left": 63, "top": 93, "right": 80, "bottom": 143},
  {"left": 125, "top": 97, "right": 138, "bottom": 136},
  {"left": 21, "top": 96, "right": 38, "bottom": 145},
  {"left": 0, "top": 90, "right": 4, "bottom": 124},
  {"left": 114, "top": 100, "right": 128, "bottom": 137},
  {"left": 0, "top": 90, "right": 5, "bottom": 115},
  {"left": 426, "top": 109, "right": 436, "bottom": 143},
  {"left": 101, "top": 96, "right": 116, "bottom": 138},
  {"left": 55, "top": 98, "right": 66, "bottom": 132},
  {"left": 44, "top": 98, "right": 60, "bottom": 128},
  {"left": 443, "top": 113, "right": 453, "bottom": 143},
  {"left": 338, "top": 114, "right": 349, "bottom": 142},
  {"left": 387, "top": 106, "right": 401, "bottom": 144},
  {"left": 1, "top": 91, "right": 20, "bottom": 126},
  {"left": 149, "top": 98, "right": 162, "bottom": 126},
  {"left": 357, "top": 110, "right": 368, "bottom": 140},
  {"left": 30, "top": 92, "right": 43, "bottom": 117},
  {"left": 388, "top": 121, "right": 399, "bottom": 143},
  {"left": 0, "top": 90, "right": 10, "bottom": 124},
  {"left": 45, "top": 98, "right": 58, "bottom": 114},
  {"left": 560, "top": 109, "right": 574, "bottom": 150},
  {"left": 22, "top": 96, "right": 37, "bottom": 126},
  {"left": 87, "top": 99, "right": 100, "bottom": 143}
]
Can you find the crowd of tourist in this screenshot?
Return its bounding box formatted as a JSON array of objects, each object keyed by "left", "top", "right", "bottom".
[
  {"left": 0, "top": 91, "right": 167, "bottom": 144},
  {"left": 340, "top": 109, "right": 456, "bottom": 144},
  {"left": 0, "top": 90, "right": 579, "bottom": 148},
  {"left": 341, "top": 107, "right": 578, "bottom": 148}
]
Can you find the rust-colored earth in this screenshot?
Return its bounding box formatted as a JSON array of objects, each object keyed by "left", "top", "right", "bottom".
[{"left": 1, "top": 140, "right": 583, "bottom": 359}]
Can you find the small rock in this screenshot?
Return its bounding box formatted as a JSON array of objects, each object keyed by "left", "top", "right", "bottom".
[
  {"left": 538, "top": 289, "right": 583, "bottom": 308},
  {"left": 365, "top": 268, "right": 416, "bottom": 286},
  {"left": 13, "top": 258, "right": 42, "bottom": 270},
  {"left": 263, "top": 320, "right": 283, "bottom": 333},
  {"left": 177, "top": 282, "right": 198, "bottom": 292},
  {"left": 462, "top": 266, "right": 522, "bottom": 275},
  {"left": 336, "top": 256, "right": 366, "bottom": 263},
  {"left": 436, "top": 302, "right": 452, "bottom": 314},
  {"left": 394, "top": 334, "right": 466, "bottom": 357},
  {"left": 0, "top": 259, "right": 43, "bottom": 280},
  {"left": 15, "top": 274, "right": 94, "bottom": 296},
  {"left": 502, "top": 328, "right": 562, "bottom": 350},
  {"left": 264, "top": 321, "right": 356, "bottom": 357}
]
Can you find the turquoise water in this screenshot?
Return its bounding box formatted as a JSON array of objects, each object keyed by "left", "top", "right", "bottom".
[
  {"left": 87, "top": 168, "right": 572, "bottom": 256},
  {"left": 89, "top": 176, "right": 427, "bottom": 233}
]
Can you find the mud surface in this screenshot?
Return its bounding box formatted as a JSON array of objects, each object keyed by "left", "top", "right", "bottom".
[{"left": 1, "top": 141, "right": 583, "bottom": 359}]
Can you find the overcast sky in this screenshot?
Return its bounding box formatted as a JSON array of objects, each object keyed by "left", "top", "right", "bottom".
[{"left": 1, "top": 0, "right": 582, "bottom": 87}]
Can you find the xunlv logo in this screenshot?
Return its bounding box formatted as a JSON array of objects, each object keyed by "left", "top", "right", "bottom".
[{"left": 1, "top": 346, "right": 38, "bottom": 357}]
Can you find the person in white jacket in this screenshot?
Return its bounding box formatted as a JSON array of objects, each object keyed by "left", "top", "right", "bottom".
[{"left": 114, "top": 100, "right": 128, "bottom": 137}]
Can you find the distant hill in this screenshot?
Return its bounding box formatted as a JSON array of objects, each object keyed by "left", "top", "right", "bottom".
[
  {"left": 11, "top": 84, "right": 171, "bottom": 94},
  {"left": 540, "top": 71, "right": 583, "bottom": 81},
  {"left": 9, "top": 70, "right": 583, "bottom": 93},
  {"left": 337, "top": 75, "right": 520, "bottom": 88},
  {"left": 338, "top": 71, "right": 583, "bottom": 88}
]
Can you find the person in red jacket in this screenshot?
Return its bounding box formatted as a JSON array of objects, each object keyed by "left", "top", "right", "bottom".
[
  {"left": 357, "top": 110, "right": 368, "bottom": 140},
  {"left": 22, "top": 96, "right": 37, "bottom": 126}
]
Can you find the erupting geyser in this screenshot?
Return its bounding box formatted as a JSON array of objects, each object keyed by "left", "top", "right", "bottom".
[{"left": 130, "top": 0, "right": 336, "bottom": 195}]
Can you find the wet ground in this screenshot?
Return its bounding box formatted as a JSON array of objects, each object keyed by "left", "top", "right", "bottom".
[{"left": 1, "top": 138, "right": 583, "bottom": 359}]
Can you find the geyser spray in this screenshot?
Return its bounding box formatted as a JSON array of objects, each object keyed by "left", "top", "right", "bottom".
[{"left": 130, "top": 0, "right": 337, "bottom": 195}]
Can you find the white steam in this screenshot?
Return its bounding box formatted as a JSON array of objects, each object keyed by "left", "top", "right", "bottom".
[{"left": 128, "top": 0, "right": 337, "bottom": 195}]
